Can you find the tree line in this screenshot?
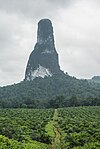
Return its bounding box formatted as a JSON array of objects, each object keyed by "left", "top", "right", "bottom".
[{"left": 0, "top": 95, "right": 100, "bottom": 108}]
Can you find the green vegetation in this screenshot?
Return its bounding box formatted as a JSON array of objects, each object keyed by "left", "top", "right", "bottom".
[
  {"left": 45, "top": 122, "right": 54, "bottom": 139},
  {"left": 0, "top": 109, "right": 54, "bottom": 148},
  {"left": 58, "top": 107, "right": 100, "bottom": 149},
  {"left": 0, "top": 73, "right": 100, "bottom": 108},
  {"left": 0, "top": 135, "right": 48, "bottom": 149},
  {"left": 0, "top": 107, "right": 100, "bottom": 148},
  {"left": 51, "top": 109, "right": 61, "bottom": 149}
]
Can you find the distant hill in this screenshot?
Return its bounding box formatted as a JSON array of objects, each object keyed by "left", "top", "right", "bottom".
[{"left": 90, "top": 76, "right": 100, "bottom": 84}]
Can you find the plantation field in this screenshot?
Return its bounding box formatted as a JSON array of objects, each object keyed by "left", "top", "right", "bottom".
[
  {"left": 0, "top": 109, "right": 54, "bottom": 149},
  {"left": 58, "top": 107, "right": 100, "bottom": 149},
  {"left": 0, "top": 107, "right": 100, "bottom": 149}
]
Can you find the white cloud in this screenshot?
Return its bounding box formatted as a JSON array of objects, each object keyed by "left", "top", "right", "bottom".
[
  {"left": 0, "top": 0, "right": 100, "bottom": 86},
  {"left": 54, "top": 0, "right": 100, "bottom": 78},
  {"left": 0, "top": 9, "right": 35, "bottom": 86}
]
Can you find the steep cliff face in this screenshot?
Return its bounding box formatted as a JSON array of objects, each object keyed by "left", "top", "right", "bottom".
[{"left": 25, "top": 19, "right": 61, "bottom": 81}]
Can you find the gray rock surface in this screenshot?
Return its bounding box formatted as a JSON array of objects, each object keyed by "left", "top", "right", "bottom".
[{"left": 25, "top": 19, "right": 61, "bottom": 81}]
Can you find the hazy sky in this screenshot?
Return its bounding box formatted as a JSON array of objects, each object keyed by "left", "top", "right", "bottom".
[{"left": 0, "top": 0, "right": 100, "bottom": 86}]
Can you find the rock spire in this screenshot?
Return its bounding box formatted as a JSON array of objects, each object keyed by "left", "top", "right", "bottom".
[{"left": 25, "top": 19, "right": 61, "bottom": 81}]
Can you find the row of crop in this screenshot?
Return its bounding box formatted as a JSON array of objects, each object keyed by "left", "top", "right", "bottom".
[
  {"left": 58, "top": 106, "right": 100, "bottom": 149},
  {"left": 0, "top": 109, "right": 54, "bottom": 145}
]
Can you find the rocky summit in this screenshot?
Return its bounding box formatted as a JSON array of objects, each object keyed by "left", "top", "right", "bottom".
[{"left": 25, "top": 19, "right": 61, "bottom": 81}]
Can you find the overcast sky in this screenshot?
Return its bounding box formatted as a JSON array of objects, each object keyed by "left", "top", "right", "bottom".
[{"left": 0, "top": 0, "right": 100, "bottom": 86}]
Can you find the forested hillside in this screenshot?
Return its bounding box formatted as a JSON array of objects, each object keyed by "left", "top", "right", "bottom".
[{"left": 0, "top": 73, "right": 100, "bottom": 108}]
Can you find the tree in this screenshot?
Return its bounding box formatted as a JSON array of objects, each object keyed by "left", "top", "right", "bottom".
[{"left": 69, "top": 96, "right": 78, "bottom": 107}]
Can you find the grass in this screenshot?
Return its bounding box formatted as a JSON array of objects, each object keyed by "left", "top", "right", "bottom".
[{"left": 45, "top": 109, "right": 61, "bottom": 149}]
